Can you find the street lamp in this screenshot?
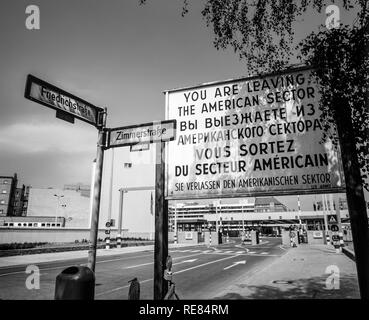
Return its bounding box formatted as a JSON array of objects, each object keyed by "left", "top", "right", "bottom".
[{"left": 54, "top": 194, "right": 64, "bottom": 226}]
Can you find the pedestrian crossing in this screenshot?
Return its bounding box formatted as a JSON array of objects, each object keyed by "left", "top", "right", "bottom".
[{"left": 170, "top": 248, "right": 275, "bottom": 256}]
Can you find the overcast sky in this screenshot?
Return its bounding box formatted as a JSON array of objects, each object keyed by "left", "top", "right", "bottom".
[{"left": 0, "top": 1, "right": 366, "bottom": 210}]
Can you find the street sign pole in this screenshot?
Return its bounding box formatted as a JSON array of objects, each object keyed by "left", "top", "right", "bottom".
[
  {"left": 154, "top": 141, "right": 168, "bottom": 300},
  {"left": 87, "top": 108, "right": 107, "bottom": 272}
]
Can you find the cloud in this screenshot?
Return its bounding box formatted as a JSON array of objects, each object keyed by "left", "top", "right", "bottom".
[{"left": 0, "top": 121, "right": 97, "bottom": 154}]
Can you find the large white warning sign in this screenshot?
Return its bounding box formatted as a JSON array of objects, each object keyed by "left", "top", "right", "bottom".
[{"left": 165, "top": 67, "right": 345, "bottom": 199}]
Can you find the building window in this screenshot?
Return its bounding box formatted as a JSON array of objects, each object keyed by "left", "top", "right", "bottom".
[
  {"left": 28, "top": 223, "right": 32, "bottom": 227},
  {"left": 18, "top": 223, "right": 21, "bottom": 227},
  {"left": 3, "top": 181, "right": 8, "bottom": 184},
  {"left": 52, "top": 223, "right": 55, "bottom": 227},
  {"left": 2, "top": 190, "right": 7, "bottom": 194},
  {"left": 41, "top": 223, "right": 45, "bottom": 227},
  {"left": 4, "top": 223, "right": 8, "bottom": 226},
  {"left": 0, "top": 200, "right": 5, "bottom": 204},
  {"left": 57, "top": 223, "right": 61, "bottom": 227},
  {"left": 46, "top": 223, "right": 50, "bottom": 227},
  {"left": 9, "top": 223, "right": 13, "bottom": 226},
  {"left": 33, "top": 223, "right": 37, "bottom": 227},
  {"left": 124, "top": 163, "right": 132, "bottom": 168},
  {"left": 23, "top": 223, "right": 27, "bottom": 227},
  {"left": 0, "top": 209, "right": 3, "bottom": 214}
]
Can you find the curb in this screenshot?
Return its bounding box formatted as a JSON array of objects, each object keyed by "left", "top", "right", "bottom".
[{"left": 342, "top": 247, "right": 355, "bottom": 262}]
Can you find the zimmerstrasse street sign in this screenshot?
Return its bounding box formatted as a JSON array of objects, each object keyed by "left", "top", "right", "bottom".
[{"left": 108, "top": 120, "right": 176, "bottom": 148}]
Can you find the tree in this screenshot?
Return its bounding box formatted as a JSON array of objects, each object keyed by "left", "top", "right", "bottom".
[
  {"left": 140, "top": 0, "right": 369, "bottom": 299},
  {"left": 140, "top": 0, "right": 368, "bottom": 191}
]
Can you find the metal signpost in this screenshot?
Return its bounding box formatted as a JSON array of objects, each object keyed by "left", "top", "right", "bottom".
[
  {"left": 25, "top": 74, "right": 106, "bottom": 273},
  {"left": 107, "top": 119, "right": 176, "bottom": 300}
]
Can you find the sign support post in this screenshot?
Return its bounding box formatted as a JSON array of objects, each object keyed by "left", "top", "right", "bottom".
[
  {"left": 87, "top": 109, "right": 107, "bottom": 272},
  {"left": 154, "top": 141, "right": 168, "bottom": 300}
]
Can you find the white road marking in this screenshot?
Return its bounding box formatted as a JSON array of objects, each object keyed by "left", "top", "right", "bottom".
[
  {"left": 236, "top": 251, "right": 244, "bottom": 254},
  {"left": 248, "top": 251, "right": 256, "bottom": 254},
  {"left": 223, "top": 260, "right": 246, "bottom": 270},
  {"left": 123, "top": 252, "right": 203, "bottom": 269},
  {"left": 260, "top": 252, "right": 268, "bottom": 255},
  {"left": 202, "top": 250, "right": 213, "bottom": 254},
  {"left": 223, "top": 251, "right": 234, "bottom": 254},
  {"left": 96, "top": 254, "right": 242, "bottom": 297}
]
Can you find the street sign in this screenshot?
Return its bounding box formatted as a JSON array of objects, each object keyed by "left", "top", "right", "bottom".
[
  {"left": 328, "top": 215, "right": 338, "bottom": 224},
  {"left": 332, "top": 235, "right": 340, "bottom": 242},
  {"left": 24, "top": 74, "right": 104, "bottom": 127},
  {"left": 105, "top": 229, "right": 110, "bottom": 235},
  {"left": 105, "top": 222, "right": 111, "bottom": 228},
  {"left": 108, "top": 120, "right": 176, "bottom": 148},
  {"left": 331, "top": 224, "right": 339, "bottom": 232},
  {"left": 165, "top": 67, "right": 346, "bottom": 199},
  {"left": 130, "top": 143, "right": 150, "bottom": 152}
]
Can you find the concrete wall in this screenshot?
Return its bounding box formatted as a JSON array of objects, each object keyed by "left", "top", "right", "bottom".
[
  {"left": 0, "top": 228, "right": 153, "bottom": 244},
  {"left": 204, "top": 231, "right": 220, "bottom": 245},
  {"left": 177, "top": 231, "right": 200, "bottom": 244}
]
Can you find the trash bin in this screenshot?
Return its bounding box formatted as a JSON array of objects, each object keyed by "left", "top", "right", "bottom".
[{"left": 55, "top": 266, "right": 95, "bottom": 300}]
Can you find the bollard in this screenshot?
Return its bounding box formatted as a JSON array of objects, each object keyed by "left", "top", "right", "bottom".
[
  {"left": 128, "top": 278, "right": 140, "bottom": 300},
  {"left": 55, "top": 266, "right": 95, "bottom": 300},
  {"left": 105, "top": 236, "right": 110, "bottom": 249},
  {"left": 117, "top": 234, "right": 122, "bottom": 248},
  {"left": 326, "top": 232, "right": 331, "bottom": 246},
  {"left": 339, "top": 231, "right": 345, "bottom": 248},
  {"left": 174, "top": 233, "right": 177, "bottom": 244},
  {"left": 209, "top": 232, "right": 212, "bottom": 246}
]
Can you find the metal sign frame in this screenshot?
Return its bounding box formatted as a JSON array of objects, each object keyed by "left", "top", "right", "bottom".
[
  {"left": 24, "top": 74, "right": 105, "bottom": 128},
  {"left": 164, "top": 65, "right": 346, "bottom": 200},
  {"left": 107, "top": 120, "right": 176, "bottom": 148}
]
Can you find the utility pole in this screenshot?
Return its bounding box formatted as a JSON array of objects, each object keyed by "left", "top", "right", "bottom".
[
  {"left": 87, "top": 108, "right": 107, "bottom": 273},
  {"left": 322, "top": 194, "right": 330, "bottom": 245},
  {"left": 117, "top": 189, "right": 126, "bottom": 248}
]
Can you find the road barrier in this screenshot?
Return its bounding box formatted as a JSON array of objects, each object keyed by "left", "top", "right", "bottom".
[
  {"left": 174, "top": 233, "right": 177, "bottom": 244},
  {"left": 54, "top": 266, "right": 95, "bottom": 300}
]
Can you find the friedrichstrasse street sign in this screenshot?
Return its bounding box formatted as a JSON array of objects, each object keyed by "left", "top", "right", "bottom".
[
  {"left": 24, "top": 74, "right": 104, "bottom": 127},
  {"left": 108, "top": 120, "right": 176, "bottom": 148}
]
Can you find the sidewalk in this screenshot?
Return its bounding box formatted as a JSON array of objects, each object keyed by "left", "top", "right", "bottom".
[
  {"left": 0, "top": 243, "right": 204, "bottom": 268},
  {"left": 213, "top": 244, "right": 360, "bottom": 299}
]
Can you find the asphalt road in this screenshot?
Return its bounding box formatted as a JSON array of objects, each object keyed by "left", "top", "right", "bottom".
[{"left": 0, "top": 237, "right": 286, "bottom": 300}]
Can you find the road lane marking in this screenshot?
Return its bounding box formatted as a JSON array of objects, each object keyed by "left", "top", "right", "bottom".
[
  {"left": 223, "top": 260, "right": 246, "bottom": 270},
  {"left": 260, "top": 252, "right": 268, "bottom": 255},
  {"left": 0, "top": 253, "right": 156, "bottom": 277},
  {"left": 123, "top": 253, "right": 203, "bottom": 269},
  {"left": 95, "top": 253, "right": 260, "bottom": 297},
  {"left": 236, "top": 251, "right": 244, "bottom": 254},
  {"left": 96, "top": 278, "right": 153, "bottom": 297},
  {"left": 223, "top": 251, "right": 234, "bottom": 254}
]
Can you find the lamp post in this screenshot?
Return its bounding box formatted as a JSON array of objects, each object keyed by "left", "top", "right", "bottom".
[{"left": 54, "top": 194, "right": 64, "bottom": 226}]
